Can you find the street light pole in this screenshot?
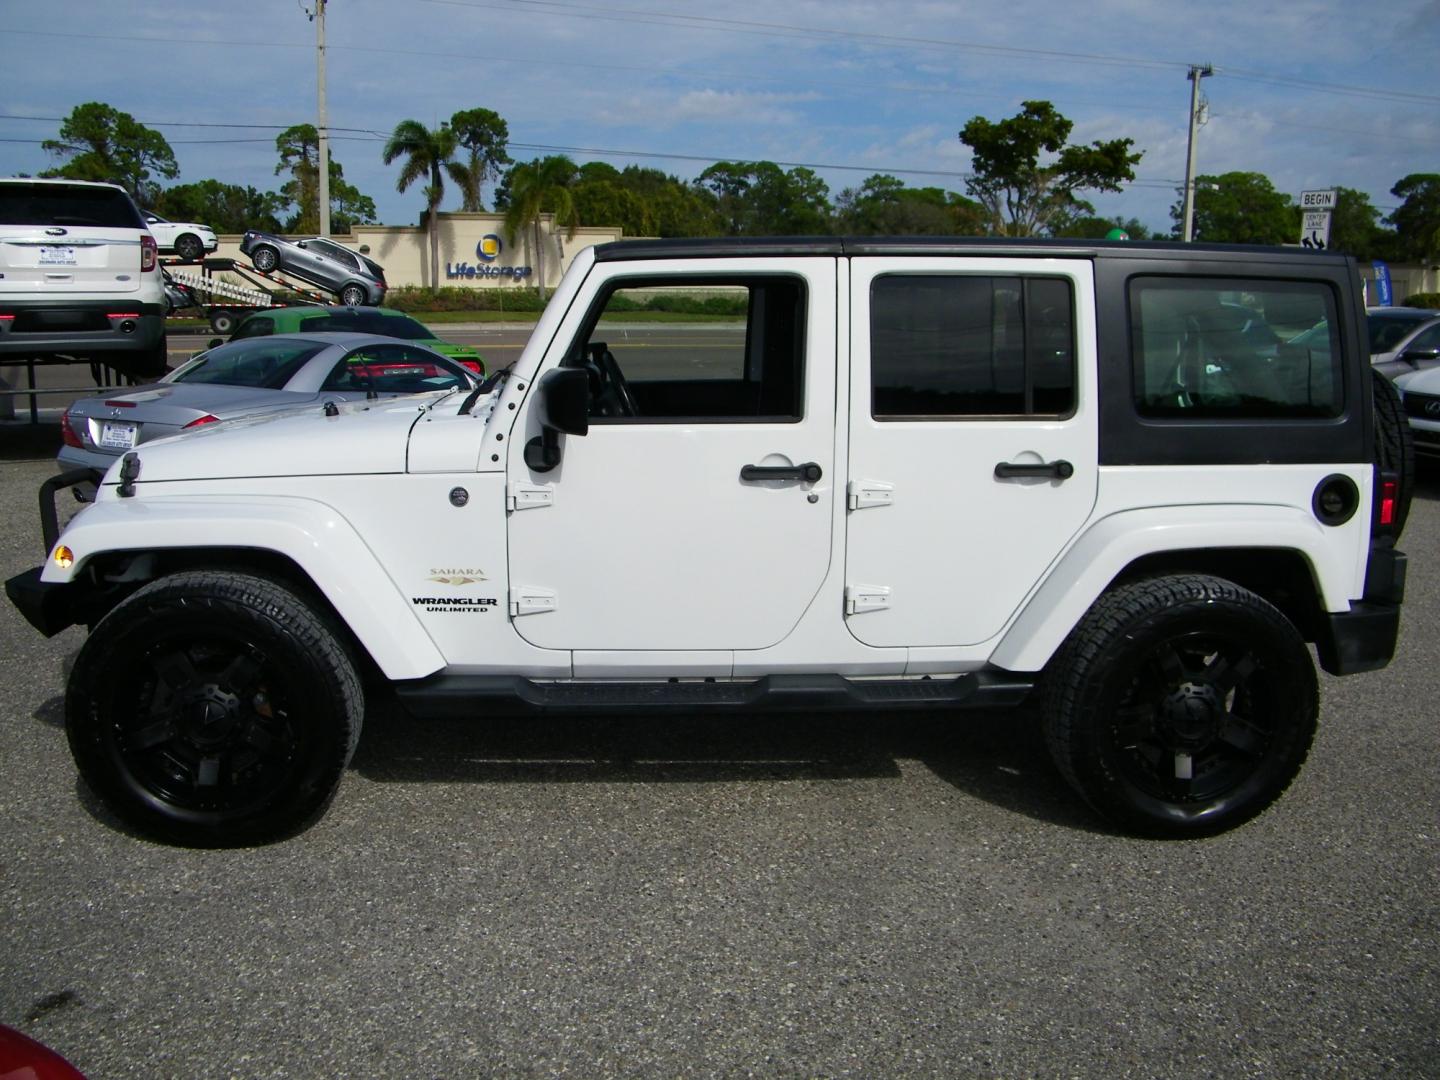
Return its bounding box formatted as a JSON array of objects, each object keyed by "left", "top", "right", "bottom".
[
  {"left": 315, "top": 0, "right": 330, "bottom": 237},
  {"left": 1181, "top": 63, "right": 1212, "bottom": 243}
]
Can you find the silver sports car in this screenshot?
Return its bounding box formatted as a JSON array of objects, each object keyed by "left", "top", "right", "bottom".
[{"left": 59, "top": 332, "right": 476, "bottom": 472}]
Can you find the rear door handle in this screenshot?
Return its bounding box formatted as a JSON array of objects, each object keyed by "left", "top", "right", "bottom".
[
  {"left": 740, "top": 461, "right": 823, "bottom": 483},
  {"left": 994, "top": 459, "right": 1074, "bottom": 481}
]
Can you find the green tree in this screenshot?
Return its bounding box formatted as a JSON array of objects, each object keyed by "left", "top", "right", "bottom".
[
  {"left": 1327, "top": 186, "right": 1386, "bottom": 259},
  {"left": 383, "top": 119, "right": 461, "bottom": 288},
  {"left": 696, "top": 161, "right": 832, "bottom": 235},
  {"left": 1051, "top": 213, "right": 1152, "bottom": 240},
  {"left": 572, "top": 164, "right": 657, "bottom": 237},
  {"left": 617, "top": 167, "right": 722, "bottom": 236},
  {"left": 273, "top": 124, "right": 376, "bottom": 234},
  {"left": 448, "top": 107, "right": 511, "bottom": 212},
  {"left": 1387, "top": 174, "right": 1440, "bottom": 262},
  {"left": 503, "top": 155, "right": 580, "bottom": 301},
  {"left": 1170, "top": 172, "right": 1297, "bottom": 245},
  {"left": 958, "top": 100, "right": 1141, "bottom": 237},
  {"left": 40, "top": 102, "right": 178, "bottom": 206},
  {"left": 834, "top": 174, "right": 986, "bottom": 235},
  {"left": 154, "top": 180, "right": 284, "bottom": 234}
]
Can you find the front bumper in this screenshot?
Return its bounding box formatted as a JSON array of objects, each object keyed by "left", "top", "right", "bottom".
[{"left": 5, "top": 566, "right": 80, "bottom": 637}]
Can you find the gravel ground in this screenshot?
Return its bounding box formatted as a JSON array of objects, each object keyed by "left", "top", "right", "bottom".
[{"left": 1, "top": 425, "right": 1436, "bottom": 1079}]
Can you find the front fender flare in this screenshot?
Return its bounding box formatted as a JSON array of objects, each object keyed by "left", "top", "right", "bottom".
[
  {"left": 45, "top": 494, "right": 446, "bottom": 680},
  {"left": 990, "top": 504, "right": 1349, "bottom": 674}
]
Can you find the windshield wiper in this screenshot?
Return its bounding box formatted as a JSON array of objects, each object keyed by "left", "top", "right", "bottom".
[{"left": 458, "top": 364, "right": 514, "bottom": 416}]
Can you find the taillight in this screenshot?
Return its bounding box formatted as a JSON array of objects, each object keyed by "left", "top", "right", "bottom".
[
  {"left": 459, "top": 359, "right": 483, "bottom": 375},
  {"left": 60, "top": 410, "right": 83, "bottom": 448},
  {"left": 1378, "top": 478, "right": 1398, "bottom": 528},
  {"left": 140, "top": 234, "right": 158, "bottom": 271},
  {"left": 183, "top": 414, "right": 220, "bottom": 429}
]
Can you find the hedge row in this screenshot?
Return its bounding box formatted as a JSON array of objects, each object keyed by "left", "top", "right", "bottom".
[
  {"left": 383, "top": 286, "right": 748, "bottom": 316},
  {"left": 1401, "top": 292, "right": 1440, "bottom": 309}
]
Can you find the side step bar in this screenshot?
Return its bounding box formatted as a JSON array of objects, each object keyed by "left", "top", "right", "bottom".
[{"left": 393, "top": 670, "right": 1035, "bottom": 719}]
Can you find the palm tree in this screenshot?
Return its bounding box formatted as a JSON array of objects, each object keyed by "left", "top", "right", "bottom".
[
  {"left": 383, "top": 119, "right": 460, "bottom": 288},
  {"left": 503, "top": 156, "right": 579, "bottom": 302}
]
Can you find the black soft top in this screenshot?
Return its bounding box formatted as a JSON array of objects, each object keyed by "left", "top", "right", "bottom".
[{"left": 593, "top": 235, "right": 1351, "bottom": 267}]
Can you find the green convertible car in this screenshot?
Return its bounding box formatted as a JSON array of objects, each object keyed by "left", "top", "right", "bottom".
[{"left": 227, "top": 305, "right": 486, "bottom": 374}]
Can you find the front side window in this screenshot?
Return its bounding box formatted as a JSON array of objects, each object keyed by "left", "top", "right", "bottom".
[
  {"left": 870, "top": 274, "right": 1075, "bottom": 418},
  {"left": 229, "top": 316, "right": 275, "bottom": 341},
  {"left": 172, "top": 340, "right": 326, "bottom": 389},
  {"left": 568, "top": 277, "right": 806, "bottom": 422},
  {"left": 1130, "top": 278, "right": 1341, "bottom": 418}
]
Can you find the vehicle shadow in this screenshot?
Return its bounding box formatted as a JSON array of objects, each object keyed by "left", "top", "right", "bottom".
[
  {"left": 0, "top": 421, "right": 61, "bottom": 462},
  {"left": 349, "top": 697, "right": 1103, "bottom": 834}
]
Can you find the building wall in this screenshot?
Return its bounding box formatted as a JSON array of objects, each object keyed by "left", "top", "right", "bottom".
[{"left": 214, "top": 212, "right": 624, "bottom": 292}]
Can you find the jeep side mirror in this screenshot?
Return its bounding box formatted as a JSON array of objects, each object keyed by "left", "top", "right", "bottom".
[
  {"left": 1401, "top": 346, "right": 1440, "bottom": 364},
  {"left": 524, "top": 367, "right": 589, "bottom": 473}
]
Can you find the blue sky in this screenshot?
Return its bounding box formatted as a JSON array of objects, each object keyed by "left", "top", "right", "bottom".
[{"left": 2, "top": 0, "right": 1437, "bottom": 235}]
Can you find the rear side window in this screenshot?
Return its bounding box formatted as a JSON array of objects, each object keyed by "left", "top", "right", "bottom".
[
  {"left": 1130, "top": 278, "right": 1341, "bottom": 418},
  {"left": 173, "top": 340, "right": 326, "bottom": 389},
  {"left": 870, "top": 274, "right": 1075, "bottom": 418},
  {"left": 0, "top": 183, "right": 144, "bottom": 228}
]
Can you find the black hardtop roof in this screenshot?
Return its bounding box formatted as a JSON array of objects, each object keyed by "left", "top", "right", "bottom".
[{"left": 592, "top": 235, "right": 1352, "bottom": 267}]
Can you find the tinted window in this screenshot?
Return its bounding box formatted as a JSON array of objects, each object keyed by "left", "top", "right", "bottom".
[
  {"left": 1368, "top": 312, "right": 1434, "bottom": 354},
  {"left": 299, "top": 311, "right": 431, "bottom": 339},
  {"left": 870, "top": 274, "right": 1075, "bottom": 418},
  {"left": 321, "top": 344, "right": 471, "bottom": 394},
  {"left": 173, "top": 340, "right": 326, "bottom": 389},
  {"left": 312, "top": 241, "right": 359, "bottom": 270},
  {"left": 229, "top": 316, "right": 275, "bottom": 340},
  {"left": 0, "top": 182, "right": 144, "bottom": 228},
  {"left": 1131, "top": 278, "right": 1340, "bottom": 418},
  {"left": 571, "top": 277, "right": 805, "bottom": 422}
]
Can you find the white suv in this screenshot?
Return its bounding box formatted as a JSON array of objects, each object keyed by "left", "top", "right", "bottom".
[
  {"left": 0, "top": 178, "right": 168, "bottom": 379},
  {"left": 142, "top": 211, "right": 217, "bottom": 263},
  {"left": 5, "top": 237, "right": 1412, "bottom": 847}
]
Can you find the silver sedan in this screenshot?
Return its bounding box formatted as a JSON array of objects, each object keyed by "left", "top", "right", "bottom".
[{"left": 59, "top": 331, "right": 476, "bottom": 472}]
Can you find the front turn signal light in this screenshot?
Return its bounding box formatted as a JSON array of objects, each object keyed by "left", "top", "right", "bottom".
[{"left": 53, "top": 545, "right": 74, "bottom": 569}]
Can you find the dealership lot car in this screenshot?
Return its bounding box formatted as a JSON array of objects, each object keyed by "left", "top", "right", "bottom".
[
  {"left": 1395, "top": 364, "right": 1440, "bottom": 457},
  {"left": 1368, "top": 305, "right": 1440, "bottom": 378},
  {"left": 0, "top": 178, "right": 168, "bottom": 379},
  {"left": 239, "top": 230, "right": 387, "bottom": 306},
  {"left": 57, "top": 332, "right": 477, "bottom": 472},
  {"left": 5, "top": 237, "right": 1410, "bottom": 848},
  {"left": 142, "top": 211, "right": 217, "bottom": 263},
  {"left": 229, "top": 305, "right": 485, "bottom": 374}
]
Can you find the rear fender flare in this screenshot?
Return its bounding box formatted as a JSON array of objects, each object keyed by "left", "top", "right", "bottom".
[{"left": 991, "top": 504, "right": 1349, "bottom": 673}]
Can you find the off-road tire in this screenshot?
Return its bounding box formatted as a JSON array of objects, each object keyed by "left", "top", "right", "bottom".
[
  {"left": 1041, "top": 574, "right": 1317, "bottom": 838},
  {"left": 1371, "top": 367, "right": 1414, "bottom": 539},
  {"left": 173, "top": 233, "right": 204, "bottom": 262},
  {"left": 66, "top": 571, "right": 363, "bottom": 847},
  {"left": 250, "top": 245, "right": 279, "bottom": 273}
]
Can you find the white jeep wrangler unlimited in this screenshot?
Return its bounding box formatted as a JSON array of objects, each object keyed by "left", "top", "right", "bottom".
[{"left": 6, "top": 238, "right": 1411, "bottom": 846}]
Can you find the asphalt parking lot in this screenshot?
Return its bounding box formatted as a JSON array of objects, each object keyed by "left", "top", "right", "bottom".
[{"left": 1, "top": 425, "right": 1436, "bottom": 1079}]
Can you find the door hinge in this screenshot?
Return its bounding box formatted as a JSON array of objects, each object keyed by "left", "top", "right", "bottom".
[
  {"left": 507, "top": 483, "right": 554, "bottom": 511},
  {"left": 847, "top": 479, "right": 894, "bottom": 511},
  {"left": 845, "top": 584, "right": 891, "bottom": 615},
  {"left": 510, "top": 586, "right": 557, "bottom": 617}
]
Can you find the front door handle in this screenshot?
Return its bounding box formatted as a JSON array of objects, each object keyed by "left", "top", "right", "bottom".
[
  {"left": 740, "top": 461, "right": 823, "bottom": 483},
  {"left": 994, "top": 459, "right": 1074, "bottom": 481}
]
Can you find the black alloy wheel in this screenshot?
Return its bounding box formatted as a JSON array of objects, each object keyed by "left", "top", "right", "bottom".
[
  {"left": 67, "top": 572, "right": 362, "bottom": 847},
  {"left": 1043, "top": 574, "right": 1317, "bottom": 838}
]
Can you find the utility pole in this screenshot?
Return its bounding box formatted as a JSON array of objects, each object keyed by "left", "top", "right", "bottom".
[
  {"left": 1181, "top": 64, "right": 1212, "bottom": 243},
  {"left": 314, "top": 0, "right": 330, "bottom": 237}
]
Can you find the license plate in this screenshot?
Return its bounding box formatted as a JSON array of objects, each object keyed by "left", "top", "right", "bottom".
[
  {"left": 39, "top": 246, "right": 77, "bottom": 265},
  {"left": 99, "top": 421, "right": 137, "bottom": 450}
]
